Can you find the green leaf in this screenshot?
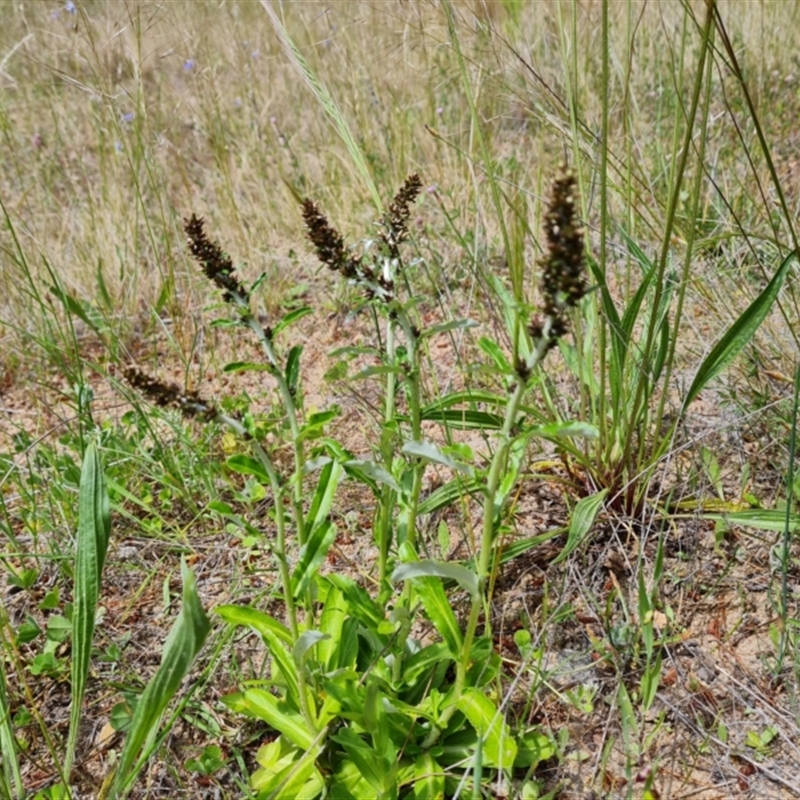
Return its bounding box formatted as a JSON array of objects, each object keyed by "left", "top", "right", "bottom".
[
  {"left": 293, "top": 631, "right": 330, "bottom": 667},
  {"left": 456, "top": 688, "right": 517, "bottom": 768},
  {"left": 226, "top": 454, "right": 269, "bottom": 483},
  {"left": 0, "top": 632, "right": 22, "bottom": 798},
  {"left": 329, "top": 728, "right": 388, "bottom": 793},
  {"left": 354, "top": 365, "right": 404, "bottom": 379},
  {"left": 401, "top": 441, "right": 473, "bottom": 475},
  {"left": 272, "top": 306, "right": 314, "bottom": 338},
  {"left": 325, "top": 575, "right": 384, "bottom": 628},
  {"left": 411, "top": 752, "right": 445, "bottom": 800},
  {"left": 285, "top": 345, "right": 303, "bottom": 398},
  {"left": 392, "top": 560, "right": 463, "bottom": 655},
  {"left": 695, "top": 508, "right": 800, "bottom": 533},
  {"left": 552, "top": 489, "right": 609, "bottom": 564},
  {"left": 243, "top": 690, "right": 314, "bottom": 750},
  {"left": 515, "top": 728, "right": 557, "bottom": 768},
  {"left": 392, "top": 560, "right": 479, "bottom": 599},
  {"left": 65, "top": 441, "right": 111, "bottom": 780},
  {"left": 477, "top": 336, "right": 513, "bottom": 374},
  {"left": 307, "top": 460, "right": 343, "bottom": 534},
  {"left": 222, "top": 361, "right": 274, "bottom": 373},
  {"left": 112, "top": 561, "right": 210, "bottom": 797},
  {"left": 418, "top": 476, "right": 482, "bottom": 515},
  {"left": 216, "top": 605, "right": 293, "bottom": 644},
  {"left": 293, "top": 519, "right": 337, "bottom": 598},
  {"left": 344, "top": 460, "right": 401, "bottom": 491},
  {"left": 526, "top": 421, "right": 599, "bottom": 439},
  {"left": 252, "top": 736, "right": 324, "bottom": 800},
  {"left": 684, "top": 250, "right": 797, "bottom": 408},
  {"left": 420, "top": 318, "right": 478, "bottom": 339},
  {"left": 317, "top": 585, "right": 348, "bottom": 671},
  {"left": 419, "top": 408, "right": 504, "bottom": 430}
]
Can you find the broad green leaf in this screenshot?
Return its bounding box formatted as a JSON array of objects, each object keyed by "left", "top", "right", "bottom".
[
  {"left": 354, "top": 365, "right": 404, "bottom": 379},
  {"left": 251, "top": 736, "right": 324, "bottom": 800},
  {"left": 527, "top": 421, "right": 599, "bottom": 439},
  {"left": 392, "top": 560, "right": 479, "bottom": 598},
  {"left": 307, "top": 460, "right": 343, "bottom": 534},
  {"left": 243, "top": 689, "right": 314, "bottom": 750},
  {"left": 418, "top": 476, "right": 482, "bottom": 515},
  {"left": 401, "top": 440, "right": 473, "bottom": 475},
  {"left": 684, "top": 250, "right": 797, "bottom": 408},
  {"left": 216, "top": 605, "right": 292, "bottom": 644},
  {"left": 222, "top": 361, "right": 273, "bottom": 373},
  {"left": 49, "top": 284, "right": 103, "bottom": 336},
  {"left": 317, "top": 585, "right": 348, "bottom": 672},
  {"left": 66, "top": 441, "right": 111, "bottom": 779},
  {"left": 272, "top": 306, "right": 314, "bottom": 338},
  {"left": 331, "top": 759, "right": 378, "bottom": 799},
  {"left": 412, "top": 752, "right": 445, "bottom": 799},
  {"left": 344, "top": 459, "right": 401, "bottom": 492},
  {"left": 393, "top": 562, "right": 463, "bottom": 655},
  {"left": 262, "top": 630, "right": 300, "bottom": 703},
  {"left": 515, "top": 728, "right": 557, "bottom": 768},
  {"left": 293, "top": 631, "right": 330, "bottom": 667},
  {"left": 422, "top": 389, "right": 508, "bottom": 410},
  {"left": 456, "top": 688, "right": 517, "bottom": 768},
  {"left": 325, "top": 575, "right": 384, "bottom": 628},
  {"left": 226, "top": 454, "right": 269, "bottom": 483},
  {"left": 477, "top": 336, "right": 513, "bottom": 374},
  {"left": 292, "top": 519, "right": 337, "bottom": 597},
  {"left": 329, "top": 728, "right": 388, "bottom": 793},
  {"left": 0, "top": 614, "right": 21, "bottom": 798},
  {"left": 419, "top": 408, "right": 504, "bottom": 430},
  {"left": 552, "top": 489, "right": 609, "bottom": 564},
  {"left": 285, "top": 344, "right": 303, "bottom": 398},
  {"left": 696, "top": 509, "right": 800, "bottom": 533},
  {"left": 112, "top": 562, "right": 210, "bottom": 797}
]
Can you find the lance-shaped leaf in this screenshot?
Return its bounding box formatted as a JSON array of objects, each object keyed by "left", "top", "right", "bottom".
[
  {"left": 684, "top": 250, "right": 797, "bottom": 408},
  {"left": 112, "top": 560, "right": 210, "bottom": 797},
  {"left": 65, "top": 442, "right": 111, "bottom": 780}
]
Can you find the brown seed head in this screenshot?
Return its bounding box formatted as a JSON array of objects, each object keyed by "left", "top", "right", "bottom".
[
  {"left": 123, "top": 366, "right": 217, "bottom": 422},
  {"left": 380, "top": 173, "right": 422, "bottom": 257},
  {"left": 184, "top": 214, "right": 249, "bottom": 303}
]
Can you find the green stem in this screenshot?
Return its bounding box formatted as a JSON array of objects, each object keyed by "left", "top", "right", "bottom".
[
  {"left": 245, "top": 316, "right": 307, "bottom": 547},
  {"left": 377, "top": 317, "right": 398, "bottom": 592},
  {"left": 215, "top": 413, "right": 317, "bottom": 734},
  {"left": 425, "top": 317, "right": 557, "bottom": 744}
]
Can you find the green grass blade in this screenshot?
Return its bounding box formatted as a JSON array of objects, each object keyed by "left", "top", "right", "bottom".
[
  {"left": 684, "top": 250, "right": 797, "bottom": 408},
  {"left": 65, "top": 441, "right": 111, "bottom": 780},
  {"left": 0, "top": 630, "right": 22, "bottom": 800},
  {"left": 112, "top": 560, "right": 211, "bottom": 797}
]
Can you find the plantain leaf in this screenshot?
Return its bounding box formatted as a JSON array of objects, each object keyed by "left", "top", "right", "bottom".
[{"left": 456, "top": 688, "right": 517, "bottom": 769}]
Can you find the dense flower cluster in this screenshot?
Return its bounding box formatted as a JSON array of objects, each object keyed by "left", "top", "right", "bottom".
[
  {"left": 379, "top": 173, "right": 422, "bottom": 257},
  {"left": 529, "top": 166, "right": 587, "bottom": 348},
  {"left": 122, "top": 366, "right": 217, "bottom": 421},
  {"left": 184, "top": 214, "right": 249, "bottom": 303}
]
